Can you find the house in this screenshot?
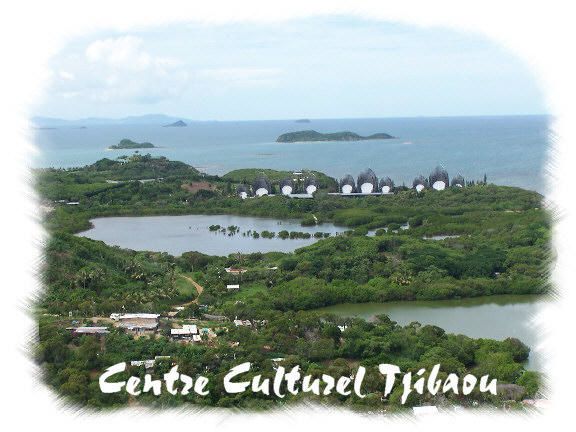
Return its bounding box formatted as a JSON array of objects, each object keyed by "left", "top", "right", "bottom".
[
  {"left": 227, "top": 284, "right": 240, "bottom": 290},
  {"left": 69, "top": 326, "right": 109, "bottom": 336},
  {"left": 171, "top": 324, "right": 199, "bottom": 340},
  {"left": 110, "top": 313, "right": 160, "bottom": 321},
  {"left": 202, "top": 313, "right": 227, "bottom": 322},
  {"left": 412, "top": 406, "right": 439, "bottom": 416},
  {"left": 233, "top": 319, "right": 252, "bottom": 327},
  {"left": 110, "top": 313, "right": 160, "bottom": 334},
  {"left": 130, "top": 359, "right": 156, "bottom": 369},
  {"left": 225, "top": 267, "right": 247, "bottom": 274}
]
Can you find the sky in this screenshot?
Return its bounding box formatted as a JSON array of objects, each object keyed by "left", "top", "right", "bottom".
[{"left": 35, "top": 17, "right": 546, "bottom": 121}]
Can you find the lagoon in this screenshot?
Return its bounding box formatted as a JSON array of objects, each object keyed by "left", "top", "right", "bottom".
[
  {"left": 78, "top": 214, "right": 347, "bottom": 256},
  {"left": 318, "top": 295, "right": 547, "bottom": 370}
]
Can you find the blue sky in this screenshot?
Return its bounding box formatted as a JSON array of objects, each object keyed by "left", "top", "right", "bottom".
[{"left": 37, "top": 17, "right": 546, "bottom": 120}]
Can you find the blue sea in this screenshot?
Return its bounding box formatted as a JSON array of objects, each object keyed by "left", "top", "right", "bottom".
[{"left": 33, "top": 115, "right": 549, "bottom": 192}]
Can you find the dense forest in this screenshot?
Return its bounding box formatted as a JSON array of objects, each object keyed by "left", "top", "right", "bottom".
[{"left": 35, "top": 154, "right": 550, "bottom": 410}]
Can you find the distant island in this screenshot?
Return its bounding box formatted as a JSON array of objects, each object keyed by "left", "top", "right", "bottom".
[
  {"left": 163, "top": 120, "right": 187, "bottom": 127},
  {"left": 295, "top": 119, "right": 311, "bottom": 123},
  {"left": 276, "top": 130, "right": 395, "bottom": 143},
  {"left": 108, "top": 139, "right": 156, "bottom": 150}
]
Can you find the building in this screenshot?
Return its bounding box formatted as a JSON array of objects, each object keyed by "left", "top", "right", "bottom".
[
  {"left": 451, "top": 174, "right": 465, "bottom": 188},
  {"left": 280, "top": 178, "right": 294, "bottom": 195},
  {"left": 110, "top": 313, "right": 160, "bottom": 334},
  {"left": 225, "top": 267, "right": 247, "bottom": 275},
  {"left": 287, "top": 193, "right": 313, "bottom": 199},
  {"left": 236, "top": 184, "right": 249, "bottom": 199},
  {"left": 227, "top": 284, "right": 240, "bottom": 290},
  {"left": 69, "top": 326, "right": 109, "bottom": 336},
  {"left": 202, "top": 313, "right": 227, "bottom": 321},
  {"left": 339, "top": 174, "right": 356, "bottom": 194},
  {"left": 412, "top": 175, "right": 428, "bottom": 193},
  {"left": 304, "top": 176, "right": 318, "bottom": 195},
  {"left": 130, "top": 359, "right": 156, "bottom": 369},
  {"left": 171, "top": 324, "right": 199, "bottom": 340},
  {"left": 110, "top": 313, "right": 160, "bottom": 321},
  {"left": 429, "top": 166, "right": 449, "bottom": 191},
  {"left": 412, "top": 406, "right": 439, "bottom": 416},
  {"left": 357, "top": 168, "right": 378, "bottom": 194},
  {"left": 233, "top": 319, "right": 252, "bottom": 327},
  {"left": 378, "top": 177, "right": 395, "bottom": 194},
  {"left": 252, "top": 175, "right": 272, "bottom": 197}
]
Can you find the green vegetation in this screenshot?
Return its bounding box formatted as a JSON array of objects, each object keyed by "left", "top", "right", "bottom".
[
  {"left": 222, "top": 168, "right": 337, "bottom": 191},
  {"left": 36, "top": 310, "right": 539, "bottom": 409},
  {"left": 35, "top": 155, "right": 551, "bottom": 410},
  {"left": 108, "top": 139, "right": 156, "bottom": 149},
  {"left": 276, "top": 130, "right": 395, "bottom": 143}
]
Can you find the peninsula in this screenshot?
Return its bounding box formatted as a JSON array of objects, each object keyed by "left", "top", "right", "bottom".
[
  {"left": 276, "top": 130, "right": 395, "bottom": 143},
  {"left": 108, "top": 139, "right": 156, "bottom": 150}
]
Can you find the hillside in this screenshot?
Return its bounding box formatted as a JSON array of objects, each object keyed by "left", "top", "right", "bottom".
[{"left": 222, "top": 168, "right": 338, "bottom": 190}]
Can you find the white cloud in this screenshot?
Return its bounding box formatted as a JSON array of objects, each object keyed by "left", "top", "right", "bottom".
[
  {"left": 85, "top": 36, "right": 153, "bottom": 71},
  {"left": 198, "top": 67, "right": 281, "bottom": 81},
  {"left": 195, "top": 67, "right": 282, "bottom": 90},
  {"left": 58, "top": 70, "right": 75, "bottom": 81},
  {"left": 51, "top": 35, "right": 188, "bottom": 104}
]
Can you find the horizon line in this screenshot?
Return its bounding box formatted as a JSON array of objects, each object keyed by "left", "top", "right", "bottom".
[{"left": 33, "top": 112, "right": 551, "bottom": 123}]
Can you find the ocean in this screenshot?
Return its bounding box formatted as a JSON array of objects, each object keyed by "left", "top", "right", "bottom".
[{"left": 33, "top": 115, "right": 549, "bottom": 191}]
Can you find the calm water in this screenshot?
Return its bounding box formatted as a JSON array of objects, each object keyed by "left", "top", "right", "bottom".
[
  {"left": 78, "top": 214, "right": 346, "bottom": 256},
  {"left": 318, "top": 295, "right": 547, "bottom": 370},
  {"left": 34, "top": 116, "right": 549, "bottom": 191}
]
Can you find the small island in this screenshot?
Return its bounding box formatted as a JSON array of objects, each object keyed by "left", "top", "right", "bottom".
[
  {"left": 276, "top": 130, "right": 395, "bottom": 143},
  {"left": 163, "top": 120, "right": 187, "bottom": 127},
  {"left": 295, "top": 119, "right": 311, "bottom": 123},
  {"left": 108, "top": 139, "right": 156, "bottom": 150}
]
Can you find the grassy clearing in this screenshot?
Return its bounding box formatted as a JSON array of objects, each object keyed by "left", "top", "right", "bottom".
[{"left": 175, "top": 272, "right": 200, "bottom": 297}]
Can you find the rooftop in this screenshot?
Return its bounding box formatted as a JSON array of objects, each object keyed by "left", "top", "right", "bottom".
[{"left": 71, "top": 326, "right": 109, "bottom": 334}]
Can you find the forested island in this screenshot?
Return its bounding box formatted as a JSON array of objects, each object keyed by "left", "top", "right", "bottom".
[
  {"left": 164, "top": 120, "right": 187, "bottom": 127},
  {"left": 277, "top": 130, "right": 395, "bottom": 143},
  {"left": 108, "top": 139, "right": 156, "bottom": 150},
  {"left": 35, "top": 154, "right": 548, "bottom": 410}
]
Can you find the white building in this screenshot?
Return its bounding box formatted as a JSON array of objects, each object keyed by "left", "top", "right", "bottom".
[
  {"left": 412, "top": 406, "right": 439, "bottom": 416},
  {"left": 171, "top": 324, "right": 199, "bottom": 339},
  {"left": 70, "top": 326, "right": 109, "bottom": 335}
]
